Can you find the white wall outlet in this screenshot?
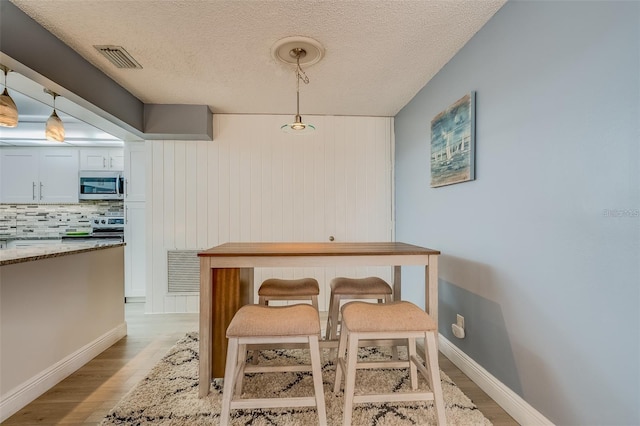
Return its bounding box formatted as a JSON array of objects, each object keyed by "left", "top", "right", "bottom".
[
  {"left": 452, "top": 314, "right": 465, "bottom": 338},
  {"left": 452, "top": 323, "right": 465, "bottom": 338},
  {"left": 456, "top": 314, "right": 465, "bottom": 329}
]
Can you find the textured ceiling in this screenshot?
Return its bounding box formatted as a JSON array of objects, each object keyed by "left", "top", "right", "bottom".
[{"left": 9, "top": 0, "right": 505, "bottom": 118}]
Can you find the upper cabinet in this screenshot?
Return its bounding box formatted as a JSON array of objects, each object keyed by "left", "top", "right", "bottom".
[
  {"left": 0, "top": 148, "right": 79, "bottom": 203},
  {"left": 80, "top": 148, "right": 124, "bottom": 171}
]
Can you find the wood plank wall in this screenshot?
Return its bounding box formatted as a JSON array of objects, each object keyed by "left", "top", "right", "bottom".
[{"left": 147, "top": 114, "right": 395, "bottom": 313}]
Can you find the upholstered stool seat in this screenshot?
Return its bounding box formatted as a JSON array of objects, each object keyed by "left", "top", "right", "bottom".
[
  {"left": 325, "top": 276, "right": 393, "bottom": 343},
  {"left": 258, "top": 277, "right": 320, "bottom": 309},
  {"left": 334, "top": 301, "right": 446, "bottom": 426},
  {"left": 220, "top": 304, "right": 327, "bottom": 426}
]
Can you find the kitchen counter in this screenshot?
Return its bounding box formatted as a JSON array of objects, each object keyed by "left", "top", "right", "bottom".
[
  {"left": 0, "top": 241, "right": 125, "bottom": 266},
  {"left": 0, "top": 235, "right": 65, "bottom": 240},
  {"left": 1, "top": 242, "right": 126, "bottom": 419}
]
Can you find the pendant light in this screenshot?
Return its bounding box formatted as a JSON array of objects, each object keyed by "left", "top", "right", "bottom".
[
  {"left": 44, "top": 89, "right": 65, "bottom": 142},
  {"left": 281, "top": 48, "right": 315, "bottom": 134},
  {"left": 0, "top": 65, "right": 19, "bottom": 128}
]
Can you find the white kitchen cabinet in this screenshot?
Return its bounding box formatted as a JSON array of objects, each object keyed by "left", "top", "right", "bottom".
[
  {"left": 79, "top": 148, "right": 124, "bottom": 171},
  {"left": 124, "top": 142, "right": 146, "bottom": 202},
  {"left": 124, "top": 201, "right": 146, "bottom": 299},
  {"left": 0, "top": 148, "right": 79, "bottom": 203}
]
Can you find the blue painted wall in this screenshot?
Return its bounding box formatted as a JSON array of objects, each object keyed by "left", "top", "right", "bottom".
[{"left": 394, "top": 1, "right": 639, "bottom": 424}]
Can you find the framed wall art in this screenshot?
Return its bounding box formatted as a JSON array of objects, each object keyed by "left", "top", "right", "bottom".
[{"left": 430, "top": 92, "right": 475, "bottom": 187}]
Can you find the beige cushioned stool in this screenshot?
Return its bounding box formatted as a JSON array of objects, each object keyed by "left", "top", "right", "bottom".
[
  {"left": 258, "top": 278, "right": 320, "bottom": 309},
  {"left": 333, "top": 301, "right": 446, "bottom": 426},
  {"left": 252, "top": 278, "right": 320, "bottom": 364},
  {"left": 220, "top": 304, "right": 327, "bottom": 426},
  {"left": 325, "top": 277, "right": 394, "bottom": 352}
]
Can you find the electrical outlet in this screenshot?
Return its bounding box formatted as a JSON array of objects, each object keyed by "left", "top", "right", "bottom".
[{"left": 456, "top": 314, "right": 465, "bottom": 329}]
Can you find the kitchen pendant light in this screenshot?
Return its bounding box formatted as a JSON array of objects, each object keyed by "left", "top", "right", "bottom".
[
  {"left": 0, "top": 65, "right": 19, "bottom": 128},
  {"left": 44, "top": 89, "right": 65, "bottom": 142},
  {"left": 281, "top": 48, "right": 315, "bottom": 134}
]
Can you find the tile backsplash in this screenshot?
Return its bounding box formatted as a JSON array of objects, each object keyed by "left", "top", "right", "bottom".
[{"left": 0, "top": 201, "right": 124, "bottom": 239}]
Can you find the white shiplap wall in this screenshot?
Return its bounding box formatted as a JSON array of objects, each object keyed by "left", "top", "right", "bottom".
[{"left": 147, "top": 114, "right": 394, "bottom": 313}]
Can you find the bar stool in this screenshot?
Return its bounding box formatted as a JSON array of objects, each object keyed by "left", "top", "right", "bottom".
[
  {"left": 252, "top": 278, "right": 320, "bottom": 364},
  {"left": 333, "top": 301, "right": 446, "bottom": 426},
  {"left": 258, "top": 277, "right": 320, "bottom": 309},
  {"left": 325, "top": 276, "right": 393, "bottom": 343},
  {"left": 220, "top": 304, "right": 327, "bottom": 426}
]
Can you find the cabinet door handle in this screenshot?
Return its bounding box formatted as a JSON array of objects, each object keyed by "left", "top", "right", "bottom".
[
  {"left": 103, "top": 158, "right": 106, "bottom": 168},
  {"left": 32, "top": 182, "right": 36, "bottom": 200},
  {"left": 110, "top": 158, "right": 113, "bottom": 168},
  {"left": 39, "top": 182, "right": 43, "bottom": 200}
]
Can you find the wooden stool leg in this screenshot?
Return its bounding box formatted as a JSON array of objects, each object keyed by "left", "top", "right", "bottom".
[
  {"left": 235, "top": 343, "right": 247, "bottom": 395},
  {"left": 424, "top": 331, "right": 446, "bottom": 425},
  {"left": 333, "top": 322, "right": 349, "bottom": 393},
  {"left": 308, "top": 335, "right": 327, "bottom": 425},
  {"left": 251, "top": 299, "right": 269, "bottom": 365},
  {"left": 221, "top": 337, "right": 239, "bottom": 426},
  {"left": 327, "top": 294, "right": 341, "bottom": 358},
  {"left": 325, "top": 293, "right": 336, "bottom": 341},
  {"left": 407, "top": 337, "right": 418, "bottom": 390},
  {"left": 384, "top": 294, "right": 399, "bottom": 360},
  {"left": 342, "top": 328, "right": 359, "bottom": 426}
]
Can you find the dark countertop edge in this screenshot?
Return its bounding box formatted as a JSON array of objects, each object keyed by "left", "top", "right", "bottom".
[
  {"left": 0, "top": 242, "right": 126, "bottom": 267},
  {"left": 0, "top": 236, "right": 65, "bottom": 240},
  {"left": 0, "top": 235, "right": 121, "bottom": 241}
]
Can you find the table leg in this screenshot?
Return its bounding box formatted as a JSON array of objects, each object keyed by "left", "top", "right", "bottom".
[
  {"left": 393, "top": 265, "right": 401, "bottom": 300},
  {"left": 199, "top": 258, "right": 212, "bottom": 397},
  {"left": 210, "top": 267, "right": 254, "bottom": 379},
  {"left": 199, "top": 264, "right": 254, "bottom": 397},
  {"left": 425, "top": 255, "right": 439, "bottom": 331}
]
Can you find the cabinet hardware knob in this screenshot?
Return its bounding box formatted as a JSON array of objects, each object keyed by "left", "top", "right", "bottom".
[{"left": 329, "top": 236, "right": 335, "bottom": 241}]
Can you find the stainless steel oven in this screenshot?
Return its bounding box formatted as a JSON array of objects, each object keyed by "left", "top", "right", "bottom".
[
  {"left": 79, "top": 171, "right": 124, "bottom": 200},
  {"left": 62, "top": 215, "right": 125, "bottom": 243}
]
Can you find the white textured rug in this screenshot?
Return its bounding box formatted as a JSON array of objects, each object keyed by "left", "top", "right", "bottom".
[{"left": 102, "top": 332, "right": 491, "bottom": 425}]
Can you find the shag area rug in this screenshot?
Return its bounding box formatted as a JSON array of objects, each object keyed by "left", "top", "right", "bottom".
[{"left": 102, "top": 332, "right": 491, "bottom": 425}]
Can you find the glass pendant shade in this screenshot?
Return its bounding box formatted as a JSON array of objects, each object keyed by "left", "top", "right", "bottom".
[
  {"left": 46, "top": 110, "right": 65, "bottom": 142},
  {"left": 0, "top": 87, "right": 18, "bottom": 128},
  {"left": 281, "top": 114, "right": 315, "bottom": 134}
]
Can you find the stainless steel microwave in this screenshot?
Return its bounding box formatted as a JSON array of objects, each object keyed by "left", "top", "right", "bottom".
[{"left": 79, "top": 171, "right": 124, "bottom": 200}]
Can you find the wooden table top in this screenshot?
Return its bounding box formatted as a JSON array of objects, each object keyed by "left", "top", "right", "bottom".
[{"left": 198, "top": 242, "right": 440, "bottom": 257}]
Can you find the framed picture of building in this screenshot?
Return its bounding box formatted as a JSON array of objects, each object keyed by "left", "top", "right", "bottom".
[{"left": 430, "top": 92, "right": 476, "bottom": 187}]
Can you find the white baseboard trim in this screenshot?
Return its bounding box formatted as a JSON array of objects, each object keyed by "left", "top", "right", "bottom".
[
  {"left": 0, "top": 322, "right": 127, "bottom": 423},
  {"left": 439, "top": 335, "right": 554, "bottom": 426}
]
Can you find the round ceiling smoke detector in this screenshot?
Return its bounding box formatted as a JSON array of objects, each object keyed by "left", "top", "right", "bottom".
[{"left": 271, "top": 36, "right": 325, "bottom": 67}]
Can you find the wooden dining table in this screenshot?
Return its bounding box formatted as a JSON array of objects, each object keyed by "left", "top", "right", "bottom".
[{"left": 197, "top": 241, "right": 440, "bottom": 397}]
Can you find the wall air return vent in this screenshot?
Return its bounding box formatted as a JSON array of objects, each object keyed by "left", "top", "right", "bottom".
[
  {"left": 167, "top": 250, "right": 200, "bottom": 293},
  {"left": 94, "top": 45, "right": 143, "bottom": 69}
]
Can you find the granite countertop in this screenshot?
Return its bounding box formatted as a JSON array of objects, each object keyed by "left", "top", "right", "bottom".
[
  {"left": 0, "top": 235, "right": 65, "bottom": 241},
  {"left": 0, "top": 241, "right": 126, "bottom": 266}
]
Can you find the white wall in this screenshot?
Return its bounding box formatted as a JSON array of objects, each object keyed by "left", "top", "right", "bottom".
[
  {"left": 146, "top": 114, "right": 395, "bottom": 313},
  {"left": 394, "top": 1, "right": 639, "bottom": 425}
]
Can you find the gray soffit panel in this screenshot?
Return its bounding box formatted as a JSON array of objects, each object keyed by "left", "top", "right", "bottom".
[
  {"left": 144, "top": 104, "right": 213, "bottom": 141},
  {"left": 0, "top": 1, "right": 212, "bottom": 141}
]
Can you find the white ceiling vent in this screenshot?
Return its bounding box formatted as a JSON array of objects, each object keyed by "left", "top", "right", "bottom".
[{"left": 94, "top": 45, "right": 143, "bottom": 69}]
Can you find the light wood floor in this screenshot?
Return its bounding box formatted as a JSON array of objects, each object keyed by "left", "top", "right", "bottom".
[{"left": 3, "top": 303, "right": 518, "bottom": 425}]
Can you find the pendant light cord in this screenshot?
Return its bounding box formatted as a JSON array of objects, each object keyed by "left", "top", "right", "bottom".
[{"left": 294, "top": 52, "right": 309, "bottom": 118}]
